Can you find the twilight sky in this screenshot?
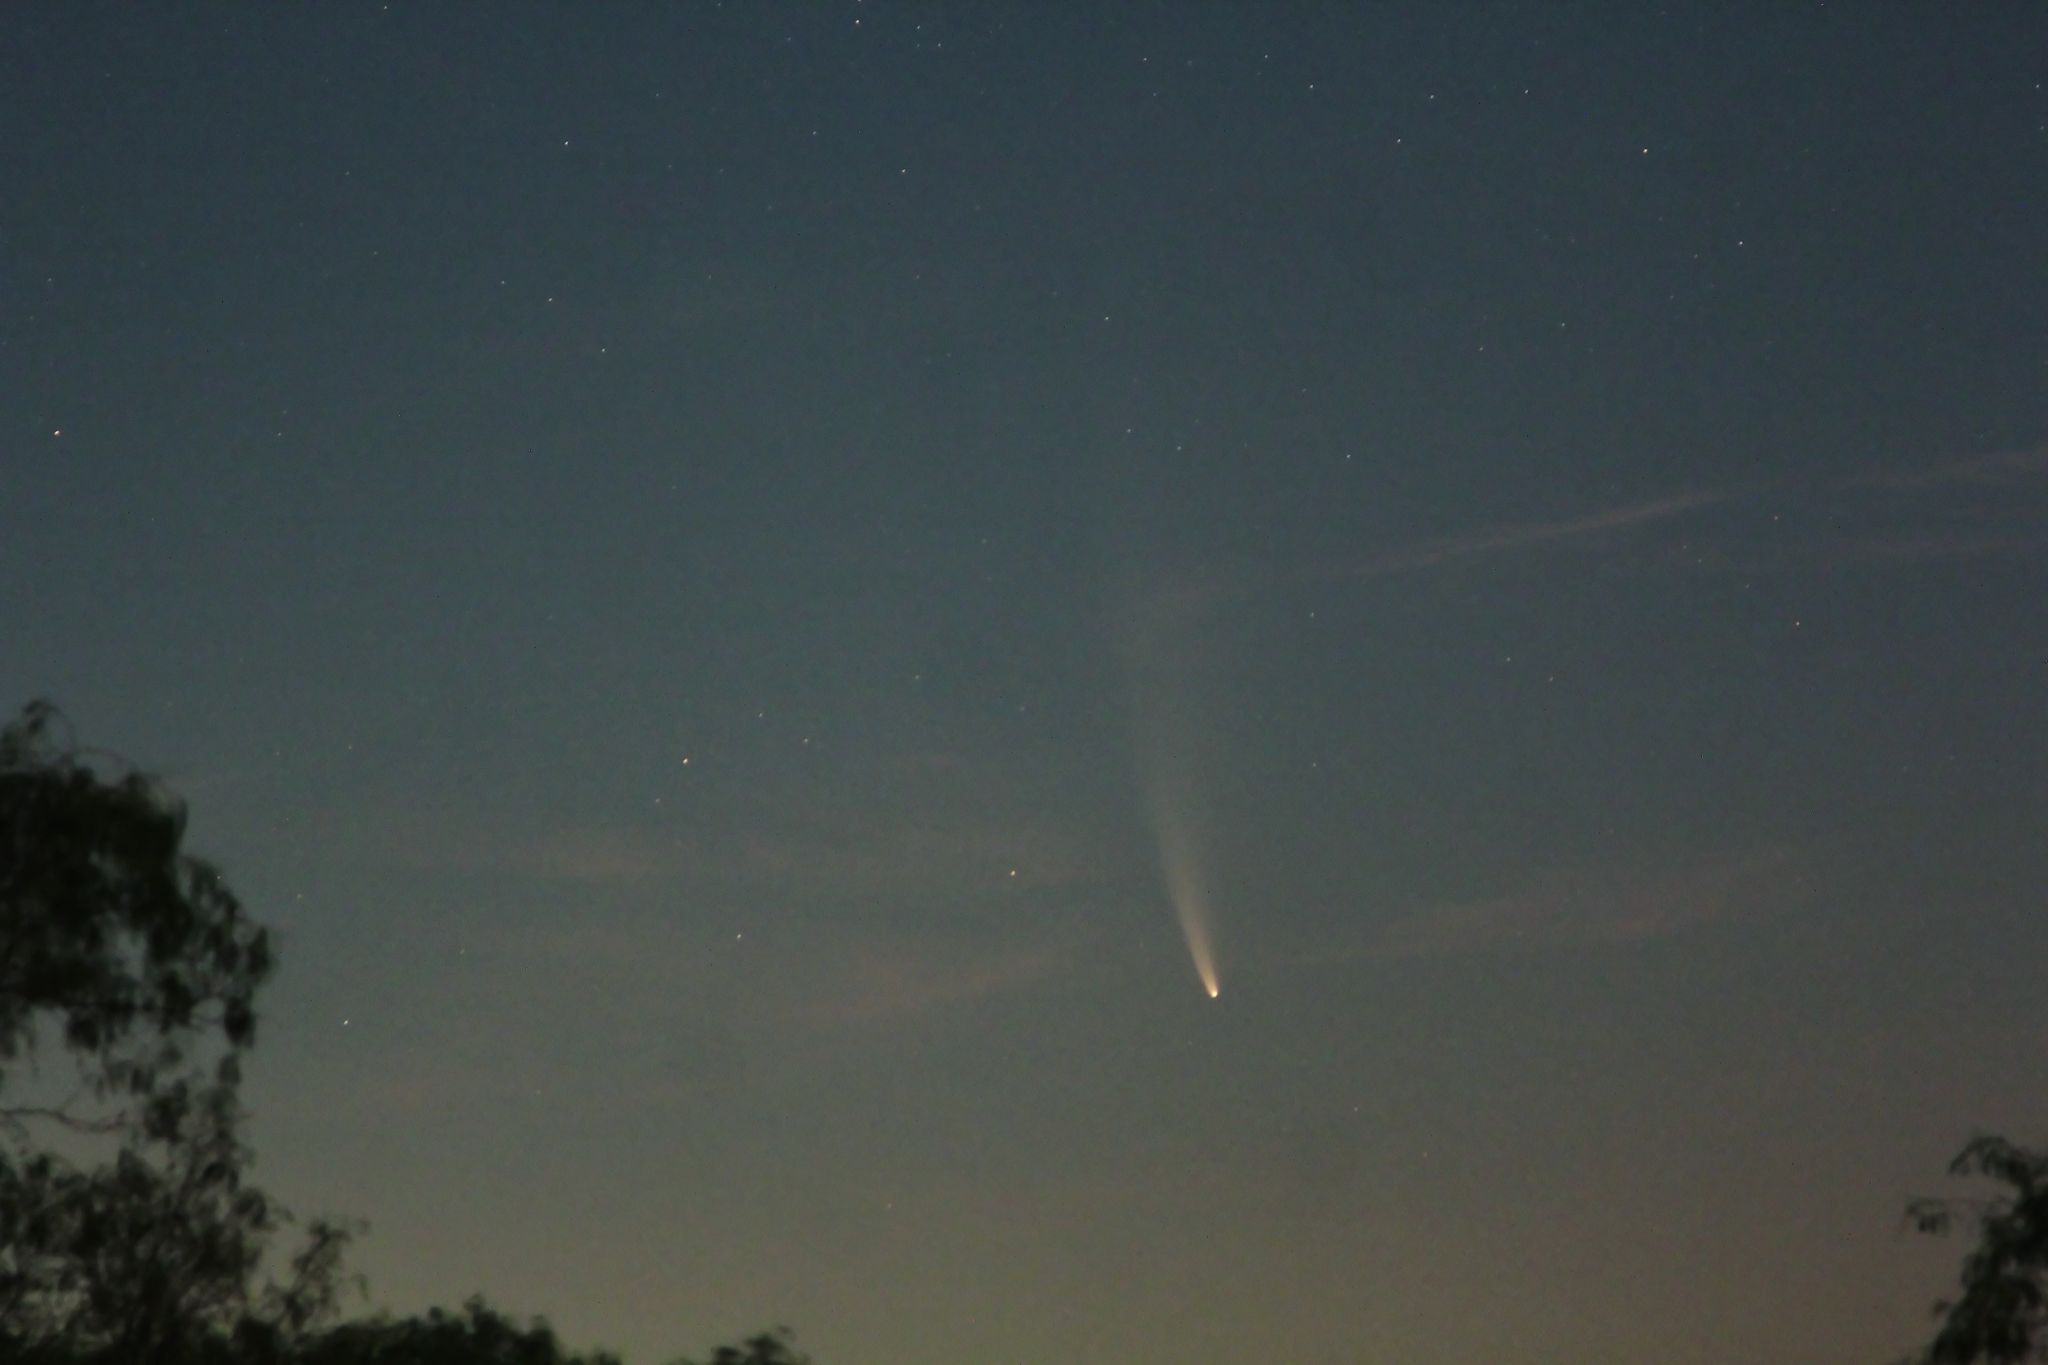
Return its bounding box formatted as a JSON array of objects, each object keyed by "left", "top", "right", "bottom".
[{"left": 5, "top": 5, "right": 2047, "bottom": 1361}]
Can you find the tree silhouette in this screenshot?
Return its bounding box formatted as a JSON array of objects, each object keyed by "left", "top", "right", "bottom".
[
  {"left": 0, "top": 700, "right": 349, "bottom": 1361},
  {"left": 1908, "top": 1135, "right": 2048, "bottom": 1364},
  {"left": 0, "top": 699, "right": 271, "bottom": 1125},
  {"left": 286, "top": 1297, "right": 621, "bottom": 1365},
  {"left": 682, "top": 1329, "right": 810, "bottom": 1365},
  {"left": 1, "top": 701, "right": 804, "bottom": 1364}
]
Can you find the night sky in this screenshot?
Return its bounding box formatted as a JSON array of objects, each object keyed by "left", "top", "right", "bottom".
[{"left": 6, "top": 5, "right": 2048, "bottom": 1361}]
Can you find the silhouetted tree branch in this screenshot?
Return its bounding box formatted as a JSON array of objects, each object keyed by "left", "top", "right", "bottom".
[
  {"left": 0, "top": 701, "right": 341, "bottom": 1361},
  {"left": 0, "top": 699, "right": 270, "bottom": 1125},
  {"left": 674, "top": 1328, "right": 810, "bottom": 1365},
  {"left": 1909, "top": 1135, "right": 2048, "bottom": 1364}
]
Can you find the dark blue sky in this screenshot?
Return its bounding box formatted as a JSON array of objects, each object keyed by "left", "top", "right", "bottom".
[{"left": 5, "top": 5, "right": 2047, "bottom": 1361}]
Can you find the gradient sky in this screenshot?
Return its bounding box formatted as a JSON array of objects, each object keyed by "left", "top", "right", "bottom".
[{"left": 5, "top": 5, "right": 2048, "bottom": 1362}]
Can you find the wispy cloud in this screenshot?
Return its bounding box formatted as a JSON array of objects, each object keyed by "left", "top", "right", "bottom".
[
  {"left": 313, "top": 788, "right": 1105, "bottom": 899},
  {"left": 520, "top": 825, "right": 676, "bottom": 886},
  {"left": 1815, "top": 531, "right": 2048, "bottom": 564},
  {"left": 1365, "top": 845, "right": 1807, "bottom": 960},
  {"left": 1112, "top": 487, "right": 1753, "bottom": 623},
  {"left": 726, "top": 808, "right": 1103, "bottom": 897},
  {"left": 1294, "top": 451, "right": 2047, "bottom": 587},
  {"left": 1125, "top": 444, "right": 2048, "bottom": 617},
  {"left": 796, "top": 934, "right": 1070, "bottom": 1027},
  {"left": 1330, "top": 489, "right": 1744, "bottom": 581},
  {"left": 1845, "top": 445, "right": 2048, "bottom": 492},
  {"left": 310, "top": 802, "right": 700, "bottom": 889}
]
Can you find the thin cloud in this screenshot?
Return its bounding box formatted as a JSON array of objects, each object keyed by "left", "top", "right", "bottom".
[
  {"left": 729, "top": 811, "right": 1103, "bottom": 897},
  {"left": 521, "top": 826, "right": 674, "bottom": 886},
  {"left": 313, "top": 787, "right": 1105, "bottom": 897},
  {"left": 1366, "top": 845, "right": 1807, "bottom": 960},
  {"left": 1846, "top": 446, "right": 2048, "bottom": 492},
  {"left": 311, "top": 801, "right": 699, "bottom": 889},
  {"left": 1121, "top": 487, "right": 1752, "bottom": 620},
  {"left": 1817, "top": 531, "right": 2048, "bottom": 564},
  {"left": 1337, "top": 489, "right": 1744, "bottom": 581},
  {"left": 796, "top": 935, "right": 1069, "bottom": 1027}
]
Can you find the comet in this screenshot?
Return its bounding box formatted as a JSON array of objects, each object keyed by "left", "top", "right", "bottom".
[
  {"left": 1113, "top": 573, "right": 1225, "bottom": 1000},
  {"left": 1150, "top": 781, "right": 1222, "bottom": 999}
]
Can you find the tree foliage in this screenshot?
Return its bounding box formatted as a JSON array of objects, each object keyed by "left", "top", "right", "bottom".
[
  {"left": 1, "top": 702, "right": 803, "bottom": 1364},
  {"left": 0, "top": 701, "right": 346, "bottom": 1362},
  {"left": 1910, "top": 1135, "right": 2048, "bottom": 1364},
  {"left": 286, "top": 1298, "right": 622, "bottom": 1365},
  {"left": 683, "top": 1329, "right": 810, "bottom": 1365},
  {"left": 0, "top": 699, "right": 271, "bottom": 1120}
]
